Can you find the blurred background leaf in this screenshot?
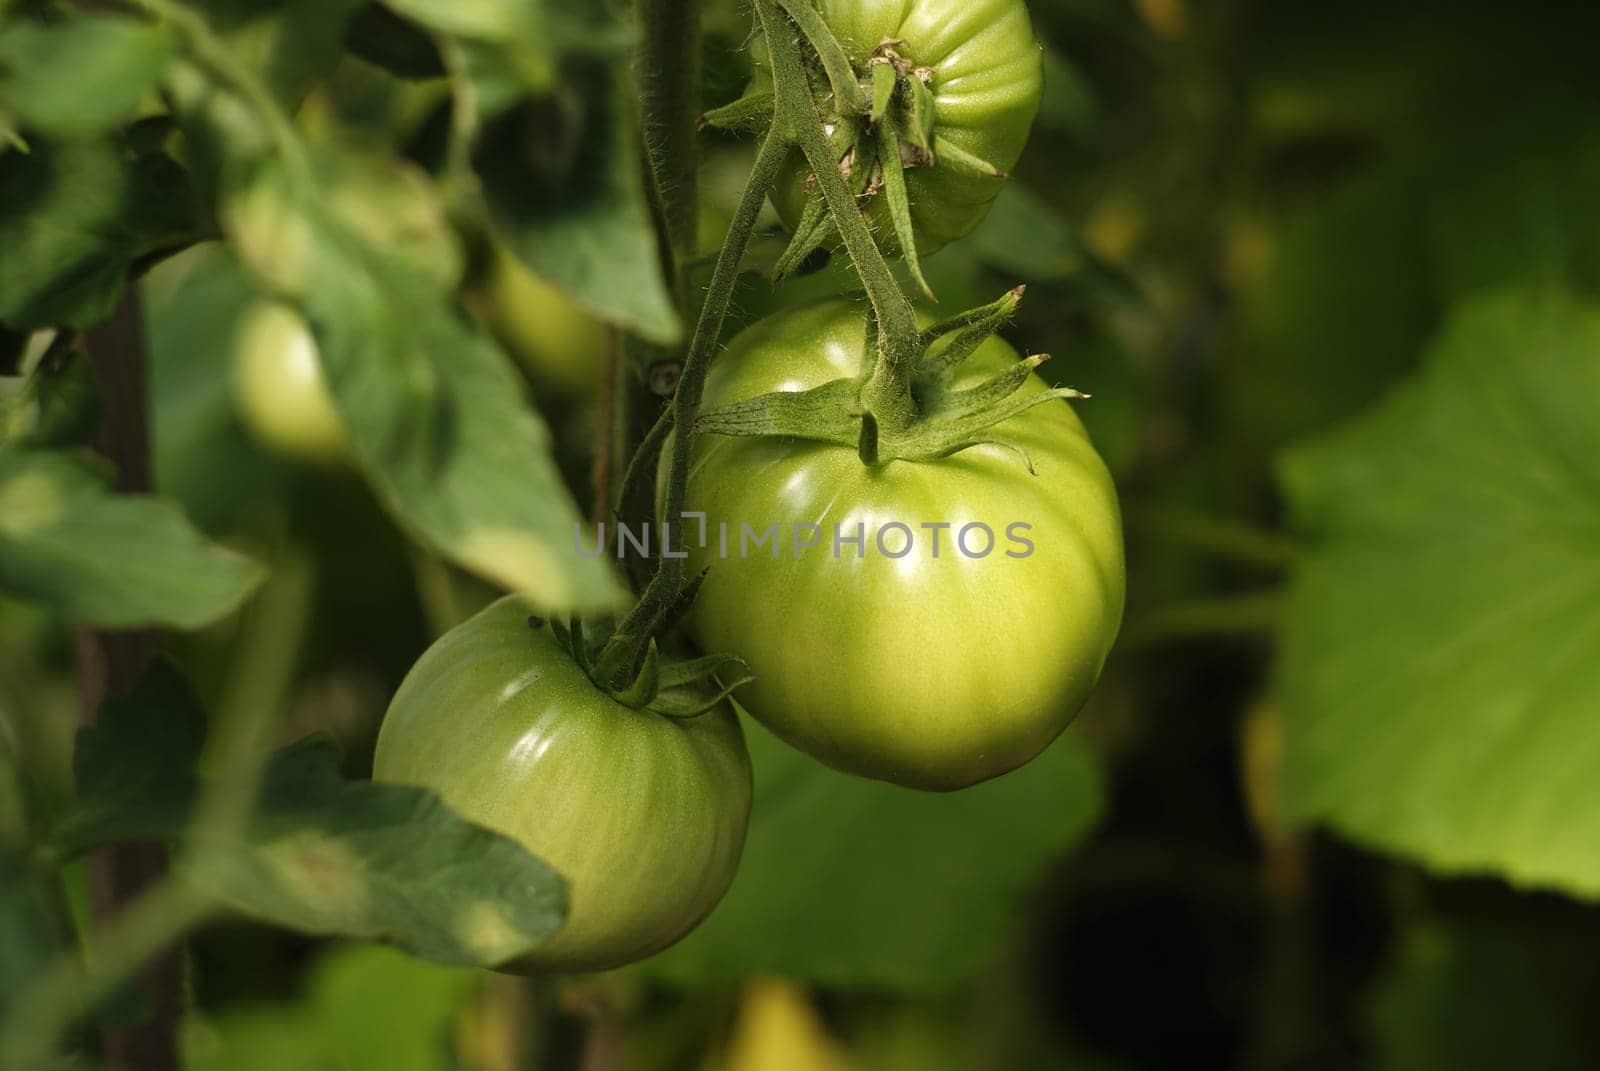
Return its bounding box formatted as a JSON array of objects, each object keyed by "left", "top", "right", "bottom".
[
  {"left": 0, "top": 447, "right": 262, "bottom": 628},
  {"left": 1280, "top": 290, "right": 1600, "bottom": 896}
]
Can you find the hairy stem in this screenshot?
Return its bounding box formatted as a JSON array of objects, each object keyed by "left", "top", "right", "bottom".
[
  {"left": 595, "top": 131, "right": 788, "bottom": 681},
  {"left": 637, "top": 0, "right": 704, "bottom": 308},
  {"left": 753, "top": 0, "right": 922, "bottom": 433}
]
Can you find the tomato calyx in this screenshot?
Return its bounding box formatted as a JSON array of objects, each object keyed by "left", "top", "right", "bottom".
[
  {"left": 707, "top": 1, "right": 1005, "bottom": 299},
  {"left": 537, "top": 613, "right": 753, "bottom": 718},
  {"left": 694, "top": 286, "right": 1087, "bottom": 472}
]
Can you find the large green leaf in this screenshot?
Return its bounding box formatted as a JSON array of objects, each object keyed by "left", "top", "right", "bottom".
[
  {"left": 0, "top": 137, "right": 196, "bottom": 330},
  {"left": 51, "top": 661, "right": 203, "bottom": 858},
  {"left": 0, "top": 14, "right": 174, "bottom": 138},
  {"left": 222, "top": 159, "right": 626, "bottom": 612},
  {"left": 474, "top": 60, "right": 683, "bottom": 347},
  {"left": 643, "top": 716, "right": 1104, "bottom": 991},
  {"left": 1279, "top": 289, "right": 1600, "bottom": 895},
  {"left": 186, "top": 738, "right": 567, "bottom": 967},
  {"left": 0, "top": 446, "right": 262, "bottom": 628},
  {"left": 1224, "top": 99, "right": 1600, "bottom": 476},
  {"left": 51, "top": 661, "right": 569, "bottom": 967}
]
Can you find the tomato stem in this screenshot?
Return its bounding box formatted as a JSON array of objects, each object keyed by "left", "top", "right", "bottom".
[
  {"left": 597, "top": 0, "right": 931, "bottom": 686},
  {"left": 637, "top": 0, "right": 705, "bottom": 311},
  {"left": 756, "top": 0, "right": 924, "bottom": 435},
  {"left": 593, "top": 130, "right": 788, "bottom": 687}
]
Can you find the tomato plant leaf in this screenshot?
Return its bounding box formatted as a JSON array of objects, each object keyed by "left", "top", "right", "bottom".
[
  {"left": 475, "top": 64, "right": 683, "bottom": 347},
  {"left": 50, "top": 660, "right": 205, "bottom": 859},
  {"left": 183, "top": 737, "right": 569, "bottom": 968},
  {"left": 51, "top": 661, "right": 569, "bottom": 968},
  {"left": 0, "top": 137, "right": 197, "bottom": 331},
  {"left": 0, "top": 14, "right": 175, "bottom": 138},
  {"left": 1279, "top": 289, "right": 1600, "bottom": 896},
  {"left": 222, "top": 160, "right": 626, "bottom": 612},
  {"left": 0, "top": 447, "right": 263, "bottom": 628},
  {"left": 642, "top": 717, "right": 1103, "bottom": 991},
  {"left": 397, "top": 0, "right": 681, "bottom": 345}
]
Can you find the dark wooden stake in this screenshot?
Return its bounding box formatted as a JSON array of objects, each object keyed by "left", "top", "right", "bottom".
[{"left": 76, "top": 289, "right": 181, "bottom": 1071}]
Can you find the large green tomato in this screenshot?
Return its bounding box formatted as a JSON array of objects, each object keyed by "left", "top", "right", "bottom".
[
  {"left": 672, "top": 301, "right": 1123, "bottom": 791},
  {"left": 766, "top": 0, "right": 1044, "bottom": 254},
  {"left": 373, "top": 597, "right": 752, "bottom": 972},
  {"left": 232, "top": 300, "right": 350, "bottom": 465}
]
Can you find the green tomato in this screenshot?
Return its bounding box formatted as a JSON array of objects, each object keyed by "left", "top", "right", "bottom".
[
  {"left": 766, "top": 0, "right": 1044, "bottom": 254},
  {"left": 373, "top": 597, "right": 753, "bottom": 972},
  {"left": 476, "top": 247, "right": 610, "bottom": 398},
  {"left": 232, "top": 300, "right": 349, "bottom": 465},
  {"left": 671, "top": 301, "right": 1123, "bottom": 791}
]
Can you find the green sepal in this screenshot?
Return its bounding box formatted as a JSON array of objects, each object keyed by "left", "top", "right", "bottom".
[
  {"left": 857, "top": 409, "right": 880, "bottom": 466},
  {"left": 701, "top": 92, "right": 776, "bottom": 134},
  {"left": 928, "top": 436, "right": 1038, "bottom": 474},
  {"left": 610, "top": 640, "right": 662, "bottom": 708},
  {"left": 656, "top": 567, "right": 709, "bottom": 638},
  {"left": 648, "top": 651, "right": 754, "bottom": 719},
  {"left": 648, "top": 669, "right": 755, "bottom": 719},
  {"left": 690, "top": 289, "right": 1081, "bottom": 473},
  {"left": 547, "top": 614, "right": 600, "bottom": 675},
  {"left": 915, "top": 287, "right": 1026, "bottom": 384},
  {"left": 918, "top": 286, "right": 1026, "bottom": 350},
  {"left": 931, "top": 134, "right": 1004, "bottom": 178},
  {"left": 693, "top": 377, "right": 860, "bottom": 444},
  {"left": 908, "top": 386, "right": 1087, "bottom": 459},
  {"left": 658, "top": 651, "right": 748, "bottom": 690},
  {"left": 898, "top": 76, "right": 937, "bottom": 162},
  {"left": 924, "top": 353, "right": 1057, "bottom": 418},
  {"left": 773, "top": 187, "right": 837, "bottom": 280},
  {"left": 876, "top": 123, "right": 933, "bottom": 299},
  {"left": 869, "top": 62, "right": 896, "bottom": 125}
]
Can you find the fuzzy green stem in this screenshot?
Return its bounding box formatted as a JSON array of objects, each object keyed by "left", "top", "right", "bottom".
[
  {"left": 593, "top": 130, "right": 788, "bottom": 684},
  {"left": 637, "top": 0, "right": 704, "bottom": 307},
  {"left": 777, "top": 0, "right": 867, "bottom": 115},
  {"left": 754, "top": 0, "right": 922, "bottom": 434}
]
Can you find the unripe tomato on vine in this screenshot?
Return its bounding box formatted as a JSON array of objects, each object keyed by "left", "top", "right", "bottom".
[
  {"left": 751, "top": 0, "right": 1045, "bottom": 257},
  {"left": 472, "top": 246, "right": 611, "bottom": 399},
  {"left": 373, "top": 598, "right": 753, "bottom": 973},
  {"left": 232, "top": 300, "right": 350, "bottom": 466},
  {"left": 667, "top": 300, "right": 1125, "bottom": 791}
]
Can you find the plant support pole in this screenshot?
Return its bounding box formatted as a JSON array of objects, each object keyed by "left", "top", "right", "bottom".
[{"left": 76, "top": 289, "right": 181, "bottom": 1071}]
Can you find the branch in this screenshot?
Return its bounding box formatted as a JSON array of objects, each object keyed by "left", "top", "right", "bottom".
[{"left": 77, "top": 291, "right": 182, "bottom": 1071}]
